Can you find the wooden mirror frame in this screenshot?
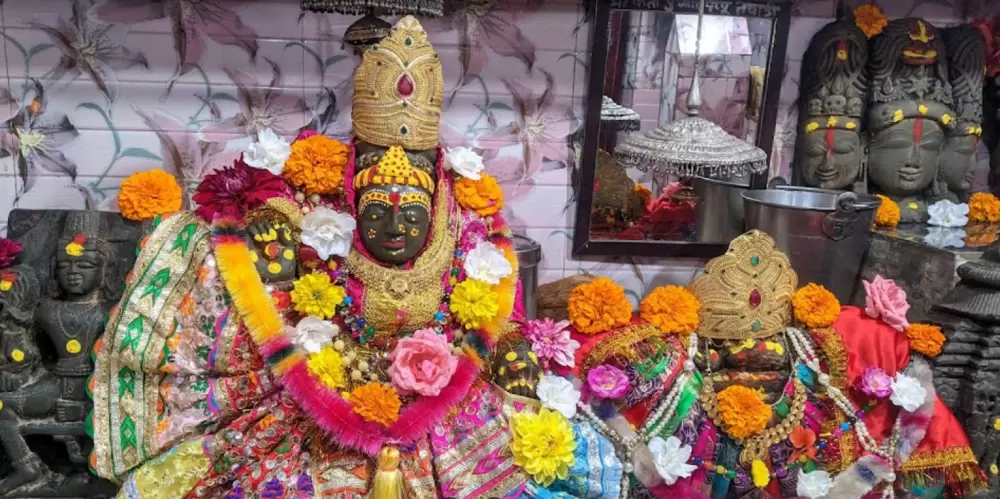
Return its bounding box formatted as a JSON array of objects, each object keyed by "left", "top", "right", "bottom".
[{"left": 572, "top": 0, "right": 792, "bottom": 258}]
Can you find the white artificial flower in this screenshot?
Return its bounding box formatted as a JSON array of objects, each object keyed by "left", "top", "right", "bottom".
[
  {"left": 243, "top": 128, "right": 291, "bottom": 175},
  {"left": 647, "top": 436, "right": 697, "bottom": 485},
  {"left": 536, "top": 375, "right": 581, "bottom": 419},
  {"left": 291, "top": 316, "right": 339, "bottom": 353},
  {"left": 299, "top": 207, "right": 357, "bottom": 260},
  {"left": 927, "top": 200, "right": 969, "bottom": 228},
  {"left": 463, "top": 241, "right": 513, "bottom": 285},
  {"left": 923, "top": 227, "right": 966, "bottom": 249},
  {"left": 890, "top": 372, "right": 927, "bottom": 412},
  {"left": 445, "top": 146, "right": 485, "bottom": 180},
  {"left": 796, "top": 469, "right": 833, "bottom": 499}
]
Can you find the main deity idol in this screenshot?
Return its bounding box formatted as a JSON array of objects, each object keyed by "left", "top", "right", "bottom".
[{"left": 87, "top": 17, "right": 544, "bottom": 498}]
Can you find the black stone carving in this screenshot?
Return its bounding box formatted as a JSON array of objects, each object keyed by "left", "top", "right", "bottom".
[{"left": 0, "top": 210, "right": 142, "bottom": 498}]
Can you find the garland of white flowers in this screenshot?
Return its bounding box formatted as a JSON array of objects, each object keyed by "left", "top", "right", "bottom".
[{"left": 574, "top": 328, "right": 917, "bottom": 499}]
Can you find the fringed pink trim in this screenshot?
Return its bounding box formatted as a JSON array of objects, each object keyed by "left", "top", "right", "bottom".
[
  {"left": 258, "top": 335, "right": 294, "bottom": 360},
  {"left": 282, "top": 356, "right": 480, "bottom": 456}
]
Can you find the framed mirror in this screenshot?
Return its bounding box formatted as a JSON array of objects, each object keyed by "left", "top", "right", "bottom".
[{"left": 573, "top": 0, "right": 791, "bottom": 258}]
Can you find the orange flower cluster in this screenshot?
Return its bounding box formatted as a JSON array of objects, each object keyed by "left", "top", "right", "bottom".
[
  {"left": 640, "top": 285, "right": 700, "bottom": 334},
  {"left": 873, "top": 194, "right": 900, "bottom": 228},
  {"left": 792, "top": 283, "right": 841, "bottom": 329},
  {"left": 455, "top": 173, "right": 504, "bottom": 217},
  {"left": 349, "top": 383, "right": 401, "bottom": 426},
  {"left": 634, "top": 184, "right": 652, "bottom": 208},
  {"left": 283, "top": 134, "right": 349, "bottom": 195},
  {"left": 906, "top": 323, "right": 946, "bottom": 358},
  {"left": 716, "top": 385, "right": 772, "bottom": 440},
  {"left": 568, "top": 277, "right": 633, "bottom": 335},
  {"left": 118, "top": 170, "right": 183, "bottom": 221},
  {"left": 969, "top": 192, "right": 1000, "bottom": 223},
  {"left": 854, "top": 3, "right": 888, "bottom": 39}
]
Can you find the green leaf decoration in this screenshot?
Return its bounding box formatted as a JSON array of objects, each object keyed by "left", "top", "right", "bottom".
[
  {"left": 141, "top": 268, "right": 171, "bottom": 303},
  {"left": 120, "top": 416, "right": 137, "bottom": 451},
  {"left": 171, "top": 224, "right": 198, "bottom": 256},
  {"left": 121, "top": 316, "right": 143, "bottom": 354},
  {"left": 118, "top": 366, "right": 136, "bottom": 397}
]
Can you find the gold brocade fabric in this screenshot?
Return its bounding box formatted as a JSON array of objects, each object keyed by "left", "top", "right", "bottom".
[
  {"left": 116, "top": 439, "right": 210, "bottom": 499},
  {"left": 346, "top": 178, "right": 458, "bottom": 337},
  {"left": 352, "top": 16, "right": 443, "bottom": 150},
  {"left": 688, "top": 230, "right": 797, "bottom": 340}
]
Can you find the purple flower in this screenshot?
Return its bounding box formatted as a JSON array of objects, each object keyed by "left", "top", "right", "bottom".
[
  {"left": 33, "top": 0, "right": 149, "bottom": 103},
  {"left": 587, "top": 364, "right": 630, "bottom": 399},
  {"left": 203, "top": 60, "right": 310, "bottom": 139},
  {"left": 523, "top": 318, "right": 579, "bottom": 369},
  {"left": 857, "top": 366, "right": 893, "bottom": 399}
]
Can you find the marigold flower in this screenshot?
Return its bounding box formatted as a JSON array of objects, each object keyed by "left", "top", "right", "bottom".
[
  {"left": 873, "top": 194, "right": 900, "bottom": 228},
  {"left": 282, "top": 134, "right": 349, "bottom": 195},
  {"left": 118, "top": 169, "right": 183, "bottom": 221},
  {"left": 348, "top": 383, "right": 401, "bottom": 426},
  {"left": 307, "top": 345, "right": 345, "bottom": 389},
  {"left": 854, "top": 3, "right": 887, "bottom": 39},
  {"left": 510, "top": 408, "right": 577, "bottom": 486},
  {"left": 635, "top": 184, "right": 653, "bottom": 207},
  {"left": 792, "top": 283, "right": 841, "bottom": 329},
  {"left": 716, "top": 385, "right": 771, "bottom": 440},
  {"left": 290, "top": 272, "right": 345, "bottom": 319},
  {"left": 568, "top": 277, "right": 632, "bottom": 335},
  {"left": 969, "top": 192, "right": 1000, "bottom": 223},
  {"left": 450, "top": 279, "right": 500, "bottom": 329},
  {"left": 454, "top": 173, "right": 504, "bottom": 217},
  {"left": 906, "top": 323, "right": 946, "bottom": 358},
  {"left": 640, "top": 285, "right": 700, "bottom": 334}
]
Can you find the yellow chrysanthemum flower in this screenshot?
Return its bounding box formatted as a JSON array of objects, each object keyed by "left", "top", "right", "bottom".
[
  {"left": 510, "top": 409, "right": 577, "bottom": 486},
  {"left": 450, "top": 279, "right": 499, "bottom": 329},
  {"left": 307, "top": 346, "right": 346, "bottom": 389},
  {"left": 290, "top": 272, "right": 345, "bottom": 319}
]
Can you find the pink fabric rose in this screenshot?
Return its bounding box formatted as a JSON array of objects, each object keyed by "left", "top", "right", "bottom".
[
  {"left": 863, "top": 275, "right": 910, "bottom": 332},
  {"left": 523, "top": 318, "right": 580, "bottom": 369},
  {"left": 857, "top": 366, "right": 893, "bottom": 399},
  {"left": 587, "top": 364, "right": 630, "bottom": 399},
  {"left": 388, "top": 329, "right": 459, "bottom": 397}
]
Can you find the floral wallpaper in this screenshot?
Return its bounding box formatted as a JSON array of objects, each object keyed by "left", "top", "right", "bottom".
[{"left": 0, "top": 0, "right": 997, "bottom": 305}]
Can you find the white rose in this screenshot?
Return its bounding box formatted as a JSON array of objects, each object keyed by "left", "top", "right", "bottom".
[
  {"left": 290, "top": 316, "right": 339, "bottom": 353},
  {"left": 927, "top": 200, "right": 969, "bottom": 228},
  {"left": 923, "top": 227, "right": 965, "bottom": 249},
  {"left": 647, "top": 436, "right": 697, "bottom": 485},
  {"left": 536, "top": 375, "right": 581, "bottom": 419},
  {"left": 463, "top": 241, "right": 513, "bottom": 285},
  {"left": 299, "top": 207, "right": 357, "bottom": 260},
  {"left": 796, "top": 469, "right": 833, "bottom": 498},
  {"left": 445, "top": 146, "right": 485, "bottom": 180},
  {"left": 890, "top": 372, "right": 927, "bottom": 412},
  {"left": 243, "top": 128, "right": 291, "bottom": 175}
]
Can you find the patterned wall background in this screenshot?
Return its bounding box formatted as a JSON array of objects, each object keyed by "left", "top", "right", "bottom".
[{"left": 0, "top": 0, "right": 997, "bottom": 304}]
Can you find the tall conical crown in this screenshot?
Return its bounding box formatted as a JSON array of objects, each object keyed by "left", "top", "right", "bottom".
[{"left": 352, "top": 16, "right": 444, "bottom": 151}]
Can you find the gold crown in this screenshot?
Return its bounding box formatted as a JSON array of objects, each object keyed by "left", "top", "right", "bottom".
[
  {"left": 352, "top": 16, "right": 443, "bottom": 151},
  {"left": 353, "top": 146, "right": 436, "bottom": 193},
  {"left": 687, "top": 231, "right": 797, "bottom": 340}
]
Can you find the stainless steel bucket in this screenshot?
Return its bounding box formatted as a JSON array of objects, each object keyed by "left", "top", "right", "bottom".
[
  {"left": 742, "top": 187, "right": 881, "bottom": 302},
  {"left": 514, "top": 235, "right": 542, "bottom": 319},
  {"left": 693, "top": 176, "right": 750, "bottom": 242}
]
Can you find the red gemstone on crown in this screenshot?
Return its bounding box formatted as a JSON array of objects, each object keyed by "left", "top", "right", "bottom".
[
  {"left": 397, "top": 75, "right": 414, "bottom": 97},
  {"left": 749, "top": 289, "right": 762, "bottom": 308}
]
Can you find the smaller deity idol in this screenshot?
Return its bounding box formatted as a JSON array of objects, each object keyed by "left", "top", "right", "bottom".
[
  {"left": 0, "top": 266, "right": 42, "bottom": 393},
  {"left": 866, "top": 19, "right": 955, "bottom": 220},
  {"left": 0, "top": 212, "right": 118, "bottom": 494},
  {"left": 796, "top": 20, "right": 870, "bottom": 191},
  {"left": 939, "top": 25, "right": 986, "bottom": 201}
]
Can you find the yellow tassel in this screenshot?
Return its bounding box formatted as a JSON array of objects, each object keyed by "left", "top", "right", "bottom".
[{"left": 369, "top": 446, "right": 405, "bottom": 499}]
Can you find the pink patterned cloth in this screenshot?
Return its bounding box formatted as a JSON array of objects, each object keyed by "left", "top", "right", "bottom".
[{"left": 862, "top": 275, "right": 910, "bottom": 332}]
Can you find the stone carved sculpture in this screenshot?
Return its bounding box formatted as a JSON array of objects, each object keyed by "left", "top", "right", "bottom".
[
  {"left": 795, "top": 20, "right": 870, "bottom": 191},
  {"left": 866, "top": 18, "right": 955, "bottom": 222},
  {"left": 940, "top": 25, "right": 986, "bottom": 202},
  {"left": 0, "top": 210, "right": 140, "bottom": 498},
  {"left": 926, "top": 242, "right": 1000, "bottom": 496}
]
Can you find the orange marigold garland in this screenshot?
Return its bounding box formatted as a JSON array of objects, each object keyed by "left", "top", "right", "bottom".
[
  {"left": 792, "top": 283, "right": 841, "bottom": 329},
  {"left": 282, "top": 134, "right": 349, "bottom": 195},
  {"left": 118, "top": 170, "right": 183, "bottom": 221},
  {"left": 455, "top": 173, "right": 504, "bottom": 217},
  {"left": 348, "top": 383, "right": 401, "bottom": 426},
  {"left": 635, "top": 184, "right": 653, "bottom": 208},
  {"left": 568, "top": 277, "right": 633, "bottom": 335},
  {"left": 854, "top": 3, "right": 887, "bottom": 39},
  {"left": 906, "top": 323, "right": 946, "bottom": 358},
  {"left": 640, "top": 285, "right": 700, "bottom": 334},
  {"left": 873, "top": 194, "right": 900, "bottom": 228},
  {"left": 716, "top": 385, "right": 771, "bottom": 439},
  {"left": 969, "top": 192, "right": 1000, "bottom": 223}
]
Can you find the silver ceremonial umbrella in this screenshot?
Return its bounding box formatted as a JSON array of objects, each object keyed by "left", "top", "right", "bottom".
[
  {"left": 300, "top": 0, "right": 443, "bottom": 16},
  {"left": 613, "top": 0, "right": 767, "bottom": 179},
  {"left": 601, "top": 96, "right": 642, "bottom": 132}
]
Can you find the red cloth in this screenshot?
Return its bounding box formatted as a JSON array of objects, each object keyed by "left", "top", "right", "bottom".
[{"left": 832, "top": 306, "right": 972, "bottom": 458}]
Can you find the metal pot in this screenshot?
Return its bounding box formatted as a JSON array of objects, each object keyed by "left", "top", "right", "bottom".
[
  {"left": 514, "top": 235, "right": 542, "bottom": 319},
  {"left": 693, "top": 176, "right": 750, "bottom": 242},
  {"left": 742, "top": 187, "right": 881, "bottom": 302}
]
